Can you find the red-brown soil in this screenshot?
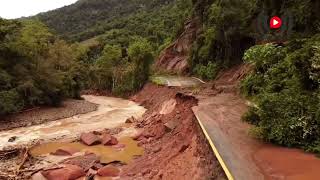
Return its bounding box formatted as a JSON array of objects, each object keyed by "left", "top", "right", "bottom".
[
  {"left": 155, "top": 18, "right": 200, "bottom": 74},
  {"left": 122, "top": 84, "right": 226, "bottom": 180}
]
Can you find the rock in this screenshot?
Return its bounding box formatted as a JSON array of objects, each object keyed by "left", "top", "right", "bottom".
[
  {"left": 179, "top": 141, "right": 190, "bottom": 152},
  {"left": 92, "top": 131, "right": 102, "bottom": 135},
  {"left": 132, "top": 130, "right": 143, "bottom": 140},
  {"left": 41, "top": 164, "right": 85, "bottom": 180},
  {"left": 113, "top": 144, "right": 126, "bottom": 150},
  {"left": 142, "top": 169, "right": 151, "bottom": 175},
  {"left": 159, "top": 99, "right": 176, "bottom": 115},
  {"left": 8, "top": 136, "right": 17, "bottom": 142},
  {"left": 87, "top": 168, "right": 97, "bottom": 176},
  {"left": 92, "top": 163, "right": 104, "bottom": 170},
  {"left": 152, "top": 146, "right": 162, "bottom": 153},
  {"left": 62, "top": 153, "right": 99, "bottom": 171},
  {"left": 101, "top": 134, "right": 118, "bottom": 146},
  {"left": 80, "top": 132, "right": 100, "bottom": 146},
  {"left": 76, "top": 176, "right": 87, "bottom": 180},
  {"left": 150, "top": 170, "right": 159, "bottom": 178},
  {"left": 97, "top": 166, "right": 120, "bottom": 177},
  {"left": 125, "top": 116, "right": 135, "bottom": 123},
  {"left": 32, "top": 172, "right": 47, "bottom": 180},
  {"left": 51, "top": 147, "right": 79, "bottom": 156},
  {"left": 164, "top": 120, "right": 179, "bottom": 132},
  {"left": 151, "top": 112, "right": 158, "bottom": 117}
]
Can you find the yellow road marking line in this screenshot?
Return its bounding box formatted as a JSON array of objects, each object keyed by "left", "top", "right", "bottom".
[{"left": 194, "top": 113, "right": 234, "bottom": 180}]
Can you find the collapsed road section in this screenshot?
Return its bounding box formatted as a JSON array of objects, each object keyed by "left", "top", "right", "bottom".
[{"left": 0, "top": 84, "right": 226, "bottom": 180}]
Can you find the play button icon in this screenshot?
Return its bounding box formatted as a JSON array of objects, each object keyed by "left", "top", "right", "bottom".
[{"left": 270, "top": 16, "right": 282, "bottom": 29}]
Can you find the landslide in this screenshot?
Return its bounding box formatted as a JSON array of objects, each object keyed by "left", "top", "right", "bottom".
[
  {"left": 122, "top": 84, "right": 226, "bottom": 179},
  {"left": 155, "top": 18, "right": 200, "bottom": 74}
]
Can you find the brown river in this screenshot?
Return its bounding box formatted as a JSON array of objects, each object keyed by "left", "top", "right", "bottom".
[{"left": 0, "top": 95, "right": 146, "bottom": 151}]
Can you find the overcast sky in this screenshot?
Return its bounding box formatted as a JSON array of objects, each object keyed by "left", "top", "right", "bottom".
[{"left": 0, "top": 0, "right": 78, "bottom": 19}]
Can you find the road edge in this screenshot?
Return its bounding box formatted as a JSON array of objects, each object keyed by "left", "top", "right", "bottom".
[{"left": 193, "top": 109, "right": 234, "bottom": 180}]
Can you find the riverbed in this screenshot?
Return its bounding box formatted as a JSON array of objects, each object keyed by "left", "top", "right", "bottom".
[{"left": 0, "top": 95, "right": 146, "bottom": 150}]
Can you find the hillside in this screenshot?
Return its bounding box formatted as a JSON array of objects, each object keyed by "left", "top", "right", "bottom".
[{"left": 34, "top": 0, "right": 191, "bottom": 42}]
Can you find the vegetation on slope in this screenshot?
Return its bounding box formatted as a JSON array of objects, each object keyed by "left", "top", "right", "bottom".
[
  {"left": 0, "top": 19, "right": 154, "bottom": 115},
  {"left": 181, "top": 0, "right": 320, "bottom": 152},
  {"left": 190, "top": 0, "right": 320, "bottom": 80},
  {"left": 0, "top": 19, "right": 85, "bottom": 115},
  {"left": 241, "top": 36, "right": 320, "bottom": 152},
  {"left": 35, "top": 0, "right": 192, "bottom": 47}
]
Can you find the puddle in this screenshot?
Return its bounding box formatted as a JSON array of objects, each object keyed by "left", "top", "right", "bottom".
[
  {"left": 0, "top": 95, "right": 146, "bottom": 150},
  {"left": 30, "top": 137, "right": 143, "bottom": 164}
]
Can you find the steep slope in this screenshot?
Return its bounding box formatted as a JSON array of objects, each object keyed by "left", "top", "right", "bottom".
[
  {"left": 155, "top": 18, "right": 200, "bottom": 74},
  {"left": 33, "top": 0, "right": 188, "bottom": 42}
]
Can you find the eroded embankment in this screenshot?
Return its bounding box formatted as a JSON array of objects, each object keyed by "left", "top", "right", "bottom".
[
  {"left": 122, "top": 84, "right": 226, "bottom": 179},
  {"left": 0, "top": 84, "right": 225, "bottom": 180}
]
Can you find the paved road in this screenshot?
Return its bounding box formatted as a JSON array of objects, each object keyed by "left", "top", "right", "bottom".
[
  {"left": 154, "top": 74, "right": 320, "bottom": 180},
  {"left": 151, "top": 76, "right": 204, "bottom": 87}
]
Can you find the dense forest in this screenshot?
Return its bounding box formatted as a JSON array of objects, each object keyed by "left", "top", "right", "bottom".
[
  {"left": 0, "top": 0, "right": 191, "bottom": 115},
  {"left": 0, "top": 19, "right": 85, "bottom": 115},
  {"left": 1, "top": 0, "right": 320, "bottom": 153},
  {"left": 34, "top": 0, "right": 192, "bottom": 46}
]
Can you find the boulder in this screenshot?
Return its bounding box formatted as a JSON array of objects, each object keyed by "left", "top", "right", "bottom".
[
  {"left": 97, "top": 166, "right": 120, "bottom": 177},
  {"left": 51, "top": 147, "right": 79, "bottom": 156},
  {"left": 125, "top": 116, "right": 135, "bottom": 123},
  {"left": 41, "top": 164, "right": 85, "bottom": 180},
  {"left": 31, "top": 172, "right": 47, "bottom": 180},
  {"left": 8, "top": 136, "right": 17, "bottom": 142},
  {"left": 159, "top": 99, "right": 176, "bottom": 115},
  {"left": 62, "top": 153, "right": 100, "bottom": 171},
  {"left": 113, "top": 144, "right": 125, "bottom": 148},
  {"left": 80, "top": 132, "right": 100, "bottom": 146},
  {"left": 164, "top": 120, "right": 179, "bottom": 132},
  {"left": 101, "top": 134, "right": 118, "bottom": 146}
]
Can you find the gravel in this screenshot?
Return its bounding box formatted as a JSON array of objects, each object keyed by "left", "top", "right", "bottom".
[{"left": 0, "top": 99, "right": 98, "bottom": 131}]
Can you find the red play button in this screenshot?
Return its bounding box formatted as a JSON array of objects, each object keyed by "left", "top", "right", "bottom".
[{"left": 270, "top": 16, "right": 282, "bottom": 29}]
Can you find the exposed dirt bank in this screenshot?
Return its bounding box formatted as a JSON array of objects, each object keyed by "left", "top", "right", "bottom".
[
  {"left": 155, "top": 18, "right": 200, "bottom": 74},
  {"left": 0, "top": 84, "right": 225, "bottom": 180},
  {"left": 0, "top": 99, "right": 98, "bottom": 131},
  {"left": 122, "top": 84, "right": 226, "bottom": 179}
]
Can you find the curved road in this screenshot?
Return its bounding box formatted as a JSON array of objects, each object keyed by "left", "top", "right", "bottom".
[{"left": 152, "top": 75, "right": 320, "bottom": 180}]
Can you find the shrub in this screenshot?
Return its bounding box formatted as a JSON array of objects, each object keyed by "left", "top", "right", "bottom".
[
  {"left": 0, "top": 90, "right": 22, "bottom": 114},
  {"left": 241, "top": 35, "right": 320, "bottom": 151},
  {"left": 194, "top": 62, "right": 219, "bottom": 80}
]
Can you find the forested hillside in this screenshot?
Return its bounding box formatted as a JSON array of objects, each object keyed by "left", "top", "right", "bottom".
[
  {"left": 1, "top": 0, "right": 193, "bottom": 115},
  {"left": 0, "top": 19, "right": 85, "bottom": 115},
  {"left": 34, "top": 0, "right": 191, "bottom": 44}
]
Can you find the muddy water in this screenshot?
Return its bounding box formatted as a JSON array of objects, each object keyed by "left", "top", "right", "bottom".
[
  {"left": 30, "top": 137, "right": 143, "bottom": 164},
  {"left": 0, "top": 95, "right": 146, "bottom": 150},
  {"left": 254, "top": 144, "right": 320, "bottom": 180}
]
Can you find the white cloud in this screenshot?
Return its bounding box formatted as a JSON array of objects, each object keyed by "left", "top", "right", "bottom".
[{"left": 0, "top": 0, "right": 78, "bottom": 19}]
